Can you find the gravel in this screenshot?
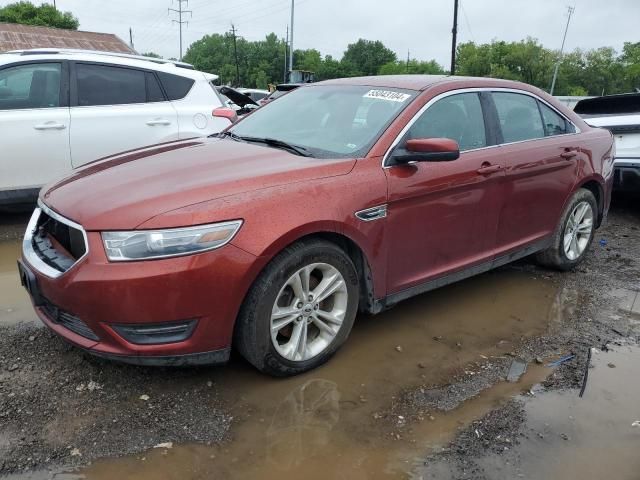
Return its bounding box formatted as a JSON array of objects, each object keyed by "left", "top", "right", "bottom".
[{"left": 0, "top": 324, "right": 231, "bottom": 474}]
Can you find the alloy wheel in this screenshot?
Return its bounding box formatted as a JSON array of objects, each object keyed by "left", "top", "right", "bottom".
[
  {"left": 563, "top": 201, "right": 594, "bottom": 261},
  {"left": 270, "top": 263, "right": 348, "bottom": 362}
]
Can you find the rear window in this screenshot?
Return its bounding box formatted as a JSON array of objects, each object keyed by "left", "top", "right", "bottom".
[
  {"left": 493, "top": 92, "right": 545, "bottom": 143},
  {"left": 157, "top": 72, "right": 195, "bottom": 100},
  {"left": 574, "top": 94, "right": 640, "bottom": 116},
  {"left": 76, "top": 64, "right": 146, "bottom": 106},
  {"left": 145, "top": 72, "right": 165, "bottom": 102}
]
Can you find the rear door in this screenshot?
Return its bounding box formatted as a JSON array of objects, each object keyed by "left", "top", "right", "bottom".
[
  {"left": 384, "top": 91, "right": 506, "bottom": 293},
  {"left": 69, "top": 62, "right": 178, "bottom": 166},
  {"left": 490, "top": 91, "right": 582, "bottom": 255},
  {"left": 0, "top": 61, "right": 70, "bottom": 194}
]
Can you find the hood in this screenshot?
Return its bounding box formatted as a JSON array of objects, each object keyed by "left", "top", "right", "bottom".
[{"left": 42, "top": 138, "right": 356, "bottom": 230}]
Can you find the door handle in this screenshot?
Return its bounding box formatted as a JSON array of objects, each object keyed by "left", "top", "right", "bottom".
[
  {"left": 34, "top": 122, "right": 66, "bottom": 130},
  {"left": 146, "top": 119, "right": 171, "bottom": 126},
  {"left": 560, "top": 150, "right": 578, "bottom": 159},
  {"left": 476, "top": 163, "right": 503, "bottom": 175}
]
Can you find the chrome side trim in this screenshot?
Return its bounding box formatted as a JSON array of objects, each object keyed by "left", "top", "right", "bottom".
[
  {"left": 22, "top": 201, "right": 90, "bottom": 279},
  {"left": 355, "top": 204, "right": 388, "bottom": 222},
  {"left": 382, "top": 87, "right": 582, "bottom": 168}
]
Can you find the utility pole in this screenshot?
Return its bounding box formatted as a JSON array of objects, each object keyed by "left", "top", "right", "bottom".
[
  {"left": 289, "top": 0, "right": 295, "bottom": 77},
  {"left": 168, "top": 0, "right": 192, "bottom": 61},
  {"left": 406, "top": 49, "right": 410, "bottom": 73},
  {"left": 284, "top": 25, "right": 289, "bottom": 83},
  {"left": 129, "top": 27, "right": 134, "bottom": 51},
  {"left": 230, "top": 24, "right": 240, "bottom": 87},
  {"left": 549, "top": 6, "right": 575, "bottom": 95},
  {"left": 450, "top": 0, "right": 459, "bottom": 75}
]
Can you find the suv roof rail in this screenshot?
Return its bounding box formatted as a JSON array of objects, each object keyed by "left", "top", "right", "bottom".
[{"left": 5, "top": 48, "right": 195, "bottom": 70}]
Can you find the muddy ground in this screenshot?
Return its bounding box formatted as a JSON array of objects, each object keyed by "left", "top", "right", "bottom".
[{"left": 0, "top": 196, "right": 639, "bottom": 479}]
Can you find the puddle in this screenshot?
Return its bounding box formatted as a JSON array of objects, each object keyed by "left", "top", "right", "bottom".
[
  {"left": 20, "top": 269, "right": 559, "bottom": 480},
  {"left": 469, "top": 345, "right": 640, "bottom": 480},
  {"left": 0, "top": 239, "right": 34, "bottom": 326}
]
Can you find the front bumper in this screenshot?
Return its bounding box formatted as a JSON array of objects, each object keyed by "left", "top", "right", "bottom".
[{"left": 21, "top": 225, "right": 259, "bottom": 365}]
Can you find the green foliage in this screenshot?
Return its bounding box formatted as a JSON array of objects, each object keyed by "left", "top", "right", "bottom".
[
  {"left": 183, "top": 30, "right": 637, "bottom": 95},
  {"left": 142, "top": 52, "right": 162, "bottom": 59},
  {"left": 455, "top": 38, "right": 639, "bottom": 95},
  {"left": 379, "top": 59, "right": 446, "bottom": 75},
  {"left": 0, "top": 1, "right": 78, "bottom": 29},
  {"left": 342, "top": 39, "right": 397, "bottom": 76}
]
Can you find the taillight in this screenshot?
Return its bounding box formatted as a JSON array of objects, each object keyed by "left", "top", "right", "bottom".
[{"left": 213, "top": 107, "right": 238, "bottom": 123}]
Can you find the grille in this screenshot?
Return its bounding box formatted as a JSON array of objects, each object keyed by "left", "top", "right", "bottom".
[
  {"left": 32, "top": 209, "right": 87, "bottom": 273},
  {"left": 41, "top": 297, "right": 99, "bottom": 341}
]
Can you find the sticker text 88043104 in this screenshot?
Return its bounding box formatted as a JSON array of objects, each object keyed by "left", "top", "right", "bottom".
[{"left": 363, "top": 90, "right": 411, "bottom": 103}]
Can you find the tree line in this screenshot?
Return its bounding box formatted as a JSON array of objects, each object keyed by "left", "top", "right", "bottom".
[
  {"left": 183, "top": 34, "right": 639, "bottom": 96},
  {"left": 1, "top": 2, "right": 638, "bottom": 96}
]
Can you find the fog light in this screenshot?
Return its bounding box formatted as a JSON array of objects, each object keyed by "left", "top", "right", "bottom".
[{"left": 112, "top": 319, "right": 197, "bottom": 345}]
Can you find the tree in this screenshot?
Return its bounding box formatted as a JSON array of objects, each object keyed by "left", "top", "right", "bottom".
[
  {"left": 142, "top": 52, "right": 162, "bottom": 59},
  {"left": 342, "top": 39, "right": 397, "bottom": 76},
  {"left": 379, "top": 59, "right": 445, "bottom": 75},
  {"left": 621, "top": 42, "right": 640, "bottom": 91},
  {"left": 0, "top": 1, "right": 78, "bottom": 29}
]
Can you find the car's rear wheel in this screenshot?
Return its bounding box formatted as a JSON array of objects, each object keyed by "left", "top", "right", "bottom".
[
  {"left": 235, "top": 239, "right": 359, "bottom": 376},
  {"left": 536, "top": 188, "right": 597, "bottom": 270}
]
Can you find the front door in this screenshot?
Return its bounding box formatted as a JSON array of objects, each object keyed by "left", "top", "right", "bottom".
[{"left": 384, "top": 91, "right": 505, "bottom": 294}]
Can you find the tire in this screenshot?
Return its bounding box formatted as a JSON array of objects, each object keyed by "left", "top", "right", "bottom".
[
  {"left": 234, "top": 239, "right": 359, "bottom": 376},
  {"left": 536, "top": 188, "right": 598, "bottom": 270}
]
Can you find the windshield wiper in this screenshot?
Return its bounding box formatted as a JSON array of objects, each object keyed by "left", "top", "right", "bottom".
[
  {"left": 209, "top": 130, "right": 245, "bottom": 142},
  {"left": 239, "top": 136, "right": 313, "bottom": 157}
]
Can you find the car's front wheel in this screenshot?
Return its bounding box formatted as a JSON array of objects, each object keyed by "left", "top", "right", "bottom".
[
  {"left": 235, "top": 239, "right": 359, "bottom": 376},
  {"left": 536, "top": 188, "right": 598, "bottom": 270}
]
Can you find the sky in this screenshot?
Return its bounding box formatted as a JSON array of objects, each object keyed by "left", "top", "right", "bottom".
[{"left": 3, "top": 0, "right": 639, "bottom": 65}]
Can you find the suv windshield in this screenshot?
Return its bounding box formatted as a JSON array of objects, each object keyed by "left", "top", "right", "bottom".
[{"left": 230, "top": 85, "right": 417, "bottom": 158}]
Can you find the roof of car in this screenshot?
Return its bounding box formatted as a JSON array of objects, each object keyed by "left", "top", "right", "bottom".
[
  {"left": 0, "top": 48, "right": 218, "bottom": 81},
  {"left": 318, "top": 74, "right": 521, "bottom": 91}
]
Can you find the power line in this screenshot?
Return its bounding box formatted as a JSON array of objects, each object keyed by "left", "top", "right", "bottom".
[
  {"left": 549, "top": 5, "right": 575, "bottom": 95},
  {"left": 168, "top": 0, "right": 192, "bottom": 61},
  {"left": 460, "top": 0, "right": 475, "bottom": 43}
]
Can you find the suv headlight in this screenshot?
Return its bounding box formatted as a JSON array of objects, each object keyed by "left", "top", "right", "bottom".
[{"left": 102, "top": 220, "right": 243, "bottom": 261}]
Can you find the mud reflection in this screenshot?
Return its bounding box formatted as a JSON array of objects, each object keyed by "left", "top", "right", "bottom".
[{"left": 267, "top": 379, "right": 341, "bottom": 469}]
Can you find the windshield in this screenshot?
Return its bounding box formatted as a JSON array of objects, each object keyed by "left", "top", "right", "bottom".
[{"left": 230, "top": 85, "right": 417, "bottom": 158}]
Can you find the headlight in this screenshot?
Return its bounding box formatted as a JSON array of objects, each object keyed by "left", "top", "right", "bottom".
[{"left": 102, "top": 220, "right": 243, "bottom": 261}]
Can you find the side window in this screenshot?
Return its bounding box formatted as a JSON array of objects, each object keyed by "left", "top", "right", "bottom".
[
  {"left": 539, "top": 102, "right": 573, "bottom": 136},
  {"left": 406, "top": 92, "right": 487, "bottom": 151},
  {"left": 145, "top": 72, "right": 165, "bottom": 103},
  {"left": 493, "top": 92, "right": 545, "bottom": 143},
  {"left": 156, "top": 72, "right": 195, "bottom": 100},
  {"left": 0, "top": 63, "right": 61, "bottom": 110},
  {"left": 76, "top": 64, "right": 146, "bottom": 106}
]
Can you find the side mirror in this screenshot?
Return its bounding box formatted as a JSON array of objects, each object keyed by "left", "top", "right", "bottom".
[{"left": 392, "top": 138, "right": 460, "bottom": 164}]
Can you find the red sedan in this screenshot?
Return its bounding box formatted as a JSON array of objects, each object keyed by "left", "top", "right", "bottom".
[{"left": 19, "top": 75, "right": 614, "bottom": 376}]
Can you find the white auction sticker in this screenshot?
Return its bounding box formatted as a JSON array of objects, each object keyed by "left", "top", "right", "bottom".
[{"left": 363, "top": 89, "right": 411, "bottom": 102}]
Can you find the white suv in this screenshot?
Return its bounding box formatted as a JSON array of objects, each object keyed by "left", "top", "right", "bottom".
[{"left": 0, "top": 49, "right": 234, "bottom": 207}]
